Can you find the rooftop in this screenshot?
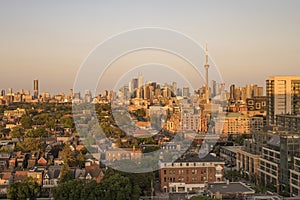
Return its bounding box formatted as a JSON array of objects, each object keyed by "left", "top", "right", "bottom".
[
  {"left": 174, "top": 153, "right": 223, "bottom": 163},
  {"left": 220, "top": 146, "right": 242, "bottom": 153},
  {"left": 267, "top": 135, "right": 280, "bottom": 147},
  {"left": 227, "top": 112, "right": 246, "bottom": 118},
  {"left": 207, "top": 182, "right": 255, "bottom": 195}
]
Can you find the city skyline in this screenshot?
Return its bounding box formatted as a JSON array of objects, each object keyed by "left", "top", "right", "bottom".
[
  {"left": 1, "top": 1, "right": 300, "bottom": 199},
  {"left": 1, "top": 1, "right": 300, "bottom": 94}
]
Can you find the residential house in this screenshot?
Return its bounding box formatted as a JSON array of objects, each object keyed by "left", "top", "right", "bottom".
[
  {"left": 43, "top": 166, "right": 61, "bottom": 189},
  {"left": 0, "top": 172, "right": 12, "bottom": 195},
  {"left": 38, "top": 157, "right": 47, "bottom": 166},
  {"left": 14, "top": 171, "right": 28, "bottom": 183},
  {"left": 28, "top": 166, "right": 45, "bottom": 186}
]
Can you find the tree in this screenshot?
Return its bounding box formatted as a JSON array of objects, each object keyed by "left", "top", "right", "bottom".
[
  {"left": 20, "top": 116, "right": 33, "bottom": 129},
  {"left": 32, "top": 113, "right": 49, "bottom": 125},
  {"left": 16, "top": 138, "right": 42, "bottom": 152},
  {"left": 0, "top": 128, "right": 10, "bottom": 138},
  {"left": 0, "top": 146, "right": 10, "bottom": 152},
  {"left": 59, "top": 163, "right": 74, "bottom": 183},
  {"left": 25, "top": 128, "right": 48, "bottom": 138},
  {"left": 76, "top": 151, "right": 85, "bottom": 168},
  {"left": 52, "top": 179, "right": 98, "bottom": 200},
  {"left": 60, "top": 116, "right": 74, "bottom": 128},
  {"left": 132, "top": 184, "right": 141, "bottom": 200},
  {"left": 7, "top": 177, "right": 40, "bottom": 200},
  {"left": 225, "top": 169, "right": 240, "bottom": 182},
  {"left": 59, "top": 143, "right": 75, "bottom": 183},
  {"left": 9, "top": 127, "right": 24, "bottom": 140},
  {"left": 45, "top": 117, "right": 56, "bottom": 130},
  {"left": 61, "top": 143, "right": 75, "bottom": 165},
  {"left": 100, "top": 173, "right": 132, "bottom": 200}
]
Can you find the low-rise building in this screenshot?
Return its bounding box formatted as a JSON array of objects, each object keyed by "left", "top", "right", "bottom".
[
  {"left": 28, "top": 166, "right": 45, "bottom": 186},
  {"left": 258, "top": 144, "right": 281, "bottom": 193},
  {"left": 159, "top": 153, "right": 225, "bottom": 193},
  {"left": 206, "top": 182, "right": 255, "bottom": 199},
  {"left": 236, "top": 148, "right": 260, "bottom": 178},
  {"left": 0, "top": 172, "right": 12, "bottom": 195},
  {"left": 105, "top": 147, "right": 142, "bottom": 162},
  {"left": 223, "top": 113, "right": 250, "bottom": 134},
  {"left": 43, "top": 166, "right": 61, "bottom": 189},
  {"left": 220, "top": 146, "right": 242, "bottom": 166},
  {"left": 3, "top": 108, "right": 26, "bottom": 118}
]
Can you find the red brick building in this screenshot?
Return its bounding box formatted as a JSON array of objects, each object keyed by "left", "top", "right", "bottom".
[{"left": 159, "top": 153, "right": 225, "bottom": 193}]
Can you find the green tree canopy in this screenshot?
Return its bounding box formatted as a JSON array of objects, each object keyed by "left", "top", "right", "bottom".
[
  {"left": 7, "top": 177, "right": 40, "bottom": 200},
  {"left": 9, "top": 127, "right": 24, "bottom": 140},
  {"left": 20, "top": 115, "right": 33, "bottom": 129},
  {"left": 16, "top": 138, "right": 42, "bottom": 152}
]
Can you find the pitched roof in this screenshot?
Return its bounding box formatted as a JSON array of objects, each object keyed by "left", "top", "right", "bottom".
[
  {"left": 85, "top": 165, "right": 103, "bottom": 178},
  {"left": 0, "top": 172, "right": 12, "bottom": 180},
  {"left": 38, "top": 157, "right": 47, "bottom": 165},
  {"left": 14, "top": 171, "right": 28, "bottom": 182},
  {"left": 74, "top": 168, "right": 86, "bottom": 179},
  {"left": 45, "top": 166, "right": 61, "bottom": 179},
  {"left": 76, "top": 145, "right": 85, "bottom": 151}
]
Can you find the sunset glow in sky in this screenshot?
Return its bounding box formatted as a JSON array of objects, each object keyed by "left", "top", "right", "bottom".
[{"left": 1, "top": 0, "right": 300, "bottom": 94}]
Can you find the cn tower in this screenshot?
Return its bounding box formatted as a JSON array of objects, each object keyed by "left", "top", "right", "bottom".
[{"left": 204, "top": 44, "right": 210, "bottom": 104}]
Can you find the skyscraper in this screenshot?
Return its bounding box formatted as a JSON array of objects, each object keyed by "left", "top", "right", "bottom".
[
  {"left": 204, "top": 44, "right": 210, "bottom": 103},
  {"left": 0, "top": 90, "right": 5, "bottom": 97},
  {"left": 138, "top": 73, "right": 144, "bottom": 88},
  {"left": 183, "top": 86, "right": 190, "bottom": 97},
  {"left": 211, "top": 80, "right": 217, "bottom": 98},
  {"left": 8, "top": 88, "right": 13, "bottom": 95},
  {"left": 132, "top": 78, "right": 138, "bottom": 90},
  {"left": 33, "top": 79, "right": 39, "bottom": 99},
  {"left": 229, "top": 84, "right": 235, "bottom": 102},
  {"left": 266, "top": 76, "right": 300, "bottom": 125},
  {"left": 172, "top": 82, "right": 177, "bottom": 96}
]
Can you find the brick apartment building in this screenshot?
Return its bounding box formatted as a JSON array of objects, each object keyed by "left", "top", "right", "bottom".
[{"left": 159, "top": 153, "right": 225, "bottom": 193}]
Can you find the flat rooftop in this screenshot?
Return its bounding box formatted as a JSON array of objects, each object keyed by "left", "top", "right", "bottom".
[
  {"left": 174, "top": 153, "right": 223, "bottom": 163},
  {"left": 220, "top": 146, "right": 242, "bottom": 153},
  {"left": 207, "top": 182, "right": 255, "bottom": 195}
]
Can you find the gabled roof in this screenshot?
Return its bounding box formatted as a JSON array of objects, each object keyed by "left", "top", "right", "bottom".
[
  {"left": 85, "top": 165, "right": 103, "bottom": 178},
  {"left": 76, "top": 145, "right": 85, "bottom": 151},
  {"left": 44, "top": 166, "right": 61, "bottom": 179},
  {"left": 74, "top": 168, "right": 86, "bottom": 179},
  {"left": 38, "top": 157, "right": 47, "bottom": 165}
]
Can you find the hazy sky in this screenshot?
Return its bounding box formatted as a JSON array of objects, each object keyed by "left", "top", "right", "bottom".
[{"left": 1, "top": 0, "right": 300, "bottom": 94}]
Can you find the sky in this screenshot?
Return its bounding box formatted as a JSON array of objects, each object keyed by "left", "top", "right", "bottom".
[{"left": 0, "top": 0, "right": 300, "bottom": 94}]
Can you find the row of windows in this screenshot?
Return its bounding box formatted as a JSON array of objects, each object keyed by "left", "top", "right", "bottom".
[
  {"left": 163, "top": 169, "right": 208, "bottom": 175},
  {"left": 164, "top": 162, "right": 215, "bottom": 167},
  {"left": 163, "top": 176, "right": 209, "bottom": 183}
]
